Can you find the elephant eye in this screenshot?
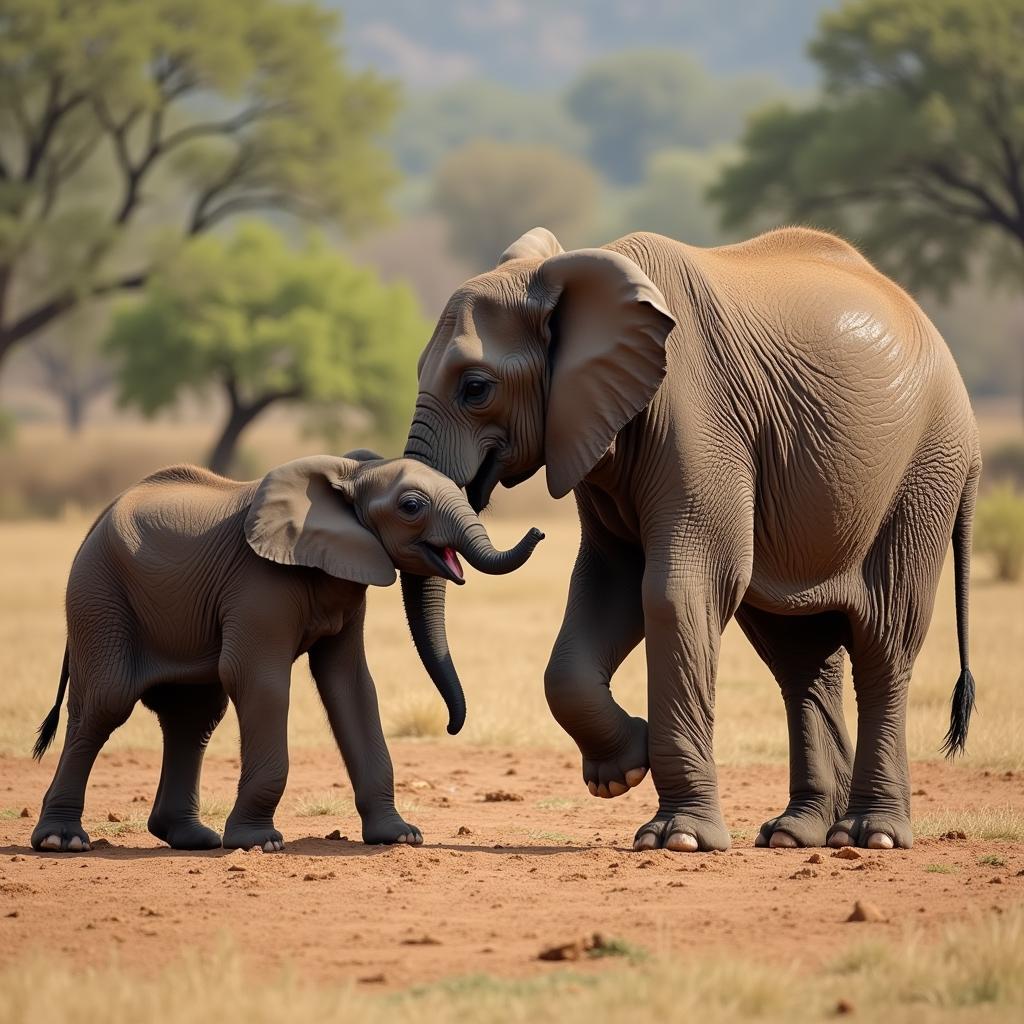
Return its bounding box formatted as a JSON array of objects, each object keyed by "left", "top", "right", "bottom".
[
  {"left": 461, "top": 377, "right": 494, "bottom": 407},
  {"left": 398, "top": 494, "right": 426, "bottom": 517}
]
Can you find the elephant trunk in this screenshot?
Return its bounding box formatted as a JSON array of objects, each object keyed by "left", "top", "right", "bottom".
[
  {"left": 400, "top": 573, "right": 466, "bottom": 736},
  {"left": 455, "top": 520, "right": 545, "bottom": 575}
]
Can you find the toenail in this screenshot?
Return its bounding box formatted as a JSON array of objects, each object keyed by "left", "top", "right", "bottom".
[
  {"left": 625, "top": 768, "right": 648, "bottom": 787},
  {"left": 769, "top": 831, "right": 798, "bottom": 848},
  {"left": 828, "top": 831, "right": 852, "bottom": 848},
  {"left": 607, "top": 781, "right": 628, "bottom": 797},
  {"left": 41, "top": 835, "right": 61, "bottom": 850},
  {"left": 665, "top": 833, "right": 699, "bottom": 852},
  {"left": 866, "top": 832, "right": 894, "bottom": 850},
  {"left": 587, "top": 781, "right": 598, "bottom": 796}
]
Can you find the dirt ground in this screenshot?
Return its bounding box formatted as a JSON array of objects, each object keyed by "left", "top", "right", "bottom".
[{"left": 1, "top": 742, "right": 1021, "bottom": 989}]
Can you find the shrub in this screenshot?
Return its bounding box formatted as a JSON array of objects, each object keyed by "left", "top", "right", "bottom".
[{"left": 975, "top": 485, "right": 1024, "bottom": 581}]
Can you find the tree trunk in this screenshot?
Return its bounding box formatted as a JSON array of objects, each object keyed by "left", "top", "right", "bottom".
[
  {"left": 64, "top": 390, "right": 85, "bottom": 435},
  {"left": 206, "top": 382, "right": 300, "bottom": 476},
  {"left": 207, "top": 400, "right": 261, "bottom": 477}
]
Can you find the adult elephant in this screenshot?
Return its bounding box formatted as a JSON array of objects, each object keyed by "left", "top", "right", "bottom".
[{"left": 401, "top": 226, "right": 980, "bottom": 853}]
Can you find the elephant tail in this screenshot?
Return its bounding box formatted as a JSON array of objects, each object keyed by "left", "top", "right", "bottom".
[
  {"left": 32, "top": 645, "right": 69, "bottom": 761},
  {"left": 941, "top": 470, "right": 979, "bottom": 759}
]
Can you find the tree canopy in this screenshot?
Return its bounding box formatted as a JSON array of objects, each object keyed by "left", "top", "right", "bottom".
[
  {"left": 433, "top": 140, "right": 599, "bottom": 270},
  {"left": 710, "top": 0, "right": 1024, "bottom": 295},
  {"left": 0, "top": 0, "right": 398, "bottom": 368},
  {"left": 105, "top": 224, "right": 427, "bottom": 474},
  {"left": 566, "top": 50, "right": 784, "bottom": 185}
]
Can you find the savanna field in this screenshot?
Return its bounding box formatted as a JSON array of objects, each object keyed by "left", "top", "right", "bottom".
[{"left": 0, "top": 419, "right": 1022, "bottom": 1022}]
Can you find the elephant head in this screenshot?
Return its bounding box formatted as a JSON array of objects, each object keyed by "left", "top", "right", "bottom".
[
  {"left": 244, "top": 454, "right": 544, "bottom": 734},
  {"left": 401, "top": 227, "right": 676, "bottom": 695}
]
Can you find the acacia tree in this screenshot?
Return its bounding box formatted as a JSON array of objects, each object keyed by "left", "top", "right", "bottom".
[
  {"left": 105, "top": 225, "right": 427, "bottom": 475},
  {"left": 0, "top": 0, "right": 397, "bottom": 371},
  {"left": 710, "top": 0, "right": 1024, "bottom": 297}
]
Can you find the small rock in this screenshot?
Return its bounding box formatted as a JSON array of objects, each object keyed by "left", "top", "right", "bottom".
[
  {"left": 912, "top": 788, "right": 927, "bottom": 796},
  {"left": 302, "top": 871, "right": 336, "bottom": 882},
  {"left": 187, "top": 868, "right": 201, "bottom": 875},
  {"left": 107, "top": 811, "right": 121, "bottom": 823},
  {"left": 790, "top": 867, "right": 817, "bottom": 880},
  {"left": 989, "top": 876, "right": 1003, "bottom": 885},
  {"left": 358, "top": 973, "right": 386, "bottom": 984},
  {"left": 91, "top": 839, "right": 111, "bottom": 849},
  {"left": 836, "top": 998, "right": 855, "bottom": 1015},
  {"left": 940, "top": 830, "right": 967, "bottom": 841},
  {"left": 324, "top": 830, "right": 347, "bottom": 841},
  {"left": 846, "top": 900, "right": 886, "bottom": 923},
  {"left": 10, "top": 855, "right": 25, "bottom": 862},
  {"left": 807, "top": 853, "right": 824, "bottom": 864},
  {"left": 5, "top": 910, "right": 18, "bottom": 918},
  {"left": 483, "top": 790, "right": 522, "bottom": 803},
  {"left": 457, "top": 826, "right": 472, "bottom": 836},
  {"left": 505, "top": 767, "right": 517, "bottom": 775},
  {"left": 400, "top": 935, "right": 441, "bottom": 946},
  {"left": 538, "top": 932, "right": 607, "bottom": 962},
  {"left": 140, "top": 906, "right": 160, "bottom": 917},
  {"left": 833, "top": 847, "right": 862, "bottom": 860},
  {"left": 227, "top": 864, "right": 246, "bottom": 873},
  {"left": 19, "top": 808, "right": 30, "bottom": 818}
]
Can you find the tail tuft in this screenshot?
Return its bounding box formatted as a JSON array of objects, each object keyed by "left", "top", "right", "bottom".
[
  {"left": 941, "top": 667, "right": 975, "bottom": 759},
  {"left": 32, "top": 704, "right": 61, "bottom": 761}
]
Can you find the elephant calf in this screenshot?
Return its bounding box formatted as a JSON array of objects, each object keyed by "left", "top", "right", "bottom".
[{"left": 30, "top": 453, "right": 543, "bottom": 853}]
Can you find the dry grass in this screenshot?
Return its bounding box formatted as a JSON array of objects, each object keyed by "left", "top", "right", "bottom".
[
  {"left": 0, "top": 413, "right": 1021, "bottom": 773},
  {"left": 293, "top": 791, "right": 354, "bottom": 817},
  {"left": 2, "top": 512, "right": 1020, "bottom": 772},
  {"left": 916, "top": 806, "right": 1024, "bottom": 842},
  {"left": 0, "top": 908, "right": 1021, "bottom": 1023}
]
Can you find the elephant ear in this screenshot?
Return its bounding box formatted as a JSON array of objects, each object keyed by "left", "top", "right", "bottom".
[
  {"left": 498, "top": 226, "right": 564, "bottom": 265},
  {"left": 537, "top": 248, "right": 676, "bottom": 499},
  {"left": 244, "top": 456, "right": 396, "bottom": 587}
]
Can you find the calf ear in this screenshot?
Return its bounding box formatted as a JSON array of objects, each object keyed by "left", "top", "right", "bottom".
[
  {"left": 244, "top": 456, "right": 396, "bottom": 587},
  {"left": 536, "top": 248, "right": 676, "bottom": 499},
  {"left": 498, "top": 226, "right": 564, "bottom": 265}
]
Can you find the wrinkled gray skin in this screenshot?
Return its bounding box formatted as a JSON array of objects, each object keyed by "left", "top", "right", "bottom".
[
  {"left": 402, "top": 226, "right": 981, "bottom": 853},
  {"left": 31, "top": 453, "right": 542, "bottom": 853}
]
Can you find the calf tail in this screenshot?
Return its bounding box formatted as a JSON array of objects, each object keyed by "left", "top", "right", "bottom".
[
  {"left": 941, "top": 472, "right": 978, "bottom": 759},
  {"left": 32, "top": 645, "right": 69, "bottom": 761}
]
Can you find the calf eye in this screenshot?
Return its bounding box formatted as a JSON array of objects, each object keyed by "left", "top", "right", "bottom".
[{"left": 398, "top": 495, "right": 426, "bottom": 516}]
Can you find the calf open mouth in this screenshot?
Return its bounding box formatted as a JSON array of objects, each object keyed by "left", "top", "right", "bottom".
[{"left": 420, "top": 543, "right": 465, "bottom": 584}]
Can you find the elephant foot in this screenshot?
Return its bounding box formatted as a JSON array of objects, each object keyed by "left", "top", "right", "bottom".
[
  {"left": 148, "top": 811, "right": 222, "bottom": 850},
  {"left": 31, "top": 818, "right": 91, "bottom": 853},
  {"left": 827, "top": 809, "right": 912, "bottom": 850},
  {"left": 222, "top": 820, "right": 284, "bottom": 853},
  {"left": 633, "top": 806, "right": 730, "bottom": 853},
  {"left": 756, "top": 799, "right": 840, "bottom": 849},
  {"left": 361, "top": 810, "right": 423, "bottom": 846},
  {"left": 582, "top": 715, "right": 649, "bottom": 799}
]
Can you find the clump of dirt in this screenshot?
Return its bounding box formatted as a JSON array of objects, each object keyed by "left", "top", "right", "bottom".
[
  {"left": 483, "top": 790, "right": 523, "bottom": 803},
  {"left": 847, "top": 900, "right": 887, "bottom": 923},
  {"left": 833, "top": 847, "right": 862, "bottom": 860},
  {"left": 538, "top": 932, "right": 609, "bottom": 961}
]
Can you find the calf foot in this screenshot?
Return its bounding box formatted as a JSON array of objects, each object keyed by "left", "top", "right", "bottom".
[
  {"left": 634, "top": 803, "right": 730, "bottom": 853},
  {"left": 582, "top": 714, "right": 649, "bottom": 799},
  {"left": 31, "top": 818, "right": 91, "bottom": 853},
  {"left": 361, "top": 810, "right": 422, "bottom": 846},
  {"left": 148, "top": 811, "right": 222, "bottom": 850},
  {"left": 222, "top": 819, "right": 284, "bottom": 852},
  {"left": 828, "top": 810, "right": 912, "bottom": 850}
]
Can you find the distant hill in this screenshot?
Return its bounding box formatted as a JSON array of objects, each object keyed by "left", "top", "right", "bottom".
[{"left": 330, "top": 0, "right": 837, "bottom": 90}]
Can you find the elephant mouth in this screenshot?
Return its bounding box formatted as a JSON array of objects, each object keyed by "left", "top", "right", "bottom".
[
  {"left": 466, "top": 449, "right": 502, "bottom": 513},
  {"left": 419, "top": 543, "right": 466, "bottom": 585}
]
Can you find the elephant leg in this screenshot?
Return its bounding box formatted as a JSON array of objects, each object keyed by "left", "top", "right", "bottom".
[
  {"left": 32, "top": 663, "right": 136, "bottom": 852},
  {"left": 736, "top": 607, "right": 853, "bottom": 848},
  {"left": 544, "top": 538, "right": 647, "bottom": 799},
  {"left": 143, "top": 682, "right": 228, "bottom": 850},
  {"left": 633, "top": 562, "right": 742, "bottom": 853},
  {"left": 309, "top": 606, "right": 421, "bottom": 846},
  {"left": 220, "top": 650, "right": 291, "bottom": 852},
  {"left": 829, "top": 483, "right": 953, "bottom": 851}
]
